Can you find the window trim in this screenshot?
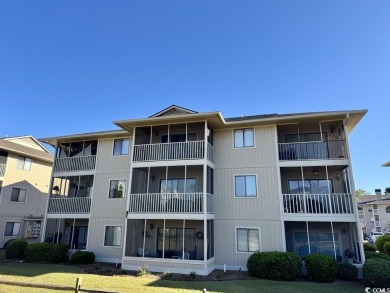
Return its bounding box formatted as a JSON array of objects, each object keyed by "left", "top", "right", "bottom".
[
  {"left": 107, "top": 179, "right": 127, "bottom": 200},
  {"left": 235, "top": 227, "right": 261, "bottom": 254},
  {"left": 112, "top": 138, "right": 130, "bottom": 157},
  {"left": 233, "top": 128, "right": 255, "bottom": 149},
  {"left": 9, "top": 187, "right": 27, "bottom": 203},
  {"left": 16, "top": 156, "right": 32, "bottom": 171},
  {"left": 103, "top": 225, "right": 123, "bottom": 248},
  {"left": 4, "top": 221, "right": 22, "bottom": 237},
  {"left": 233, "top": 174, "right": 258, "bottom": 198}
]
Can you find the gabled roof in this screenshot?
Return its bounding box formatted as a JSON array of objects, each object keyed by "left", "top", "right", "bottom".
[
  {"left": 358, "top": 194, "right": 390, "bottom": 204},
  {"left": 4, "top": 135, "right": 51, "bottom": 153},
  {"left": 149, "top": 105, "right": 198, "bottom": 118},
  {"left": 0, "top": 139, "right": 53, "bottom": 163}
]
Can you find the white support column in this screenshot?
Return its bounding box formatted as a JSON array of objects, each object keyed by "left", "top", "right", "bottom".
[
  {"left": 203, "top": 120, "right": 208, "bottom": 262},
  {"left": 330, "top": 221, "right": 337, "bottom": 260},
  {"left": 301, "top": 166, "right": 307, "bottom": 213},
  {"left": 146, "top": 167, "right": 150, "bottom": 194},
  {"left": 319, "top": 122, "right": 323, "bottom": 141},
  {"left": 325, "top": 166, "right": 333, "bottom": 213},
  {"left": 70, "top": 218, "right": 76, "bottom": 249},
  {"left": 182, "top": 219, "right": 186, "bottom": 259},
  {"left": 150, "top": 126, "right": 153, "bottom": 144},
  {"left": 306, "top": 221, "right": 311, "bottom": 254},
  {"left": 143, "top": 219, "right": 147, "bottom": 258},
  {"left": 167, "top": 124, "right": 170, "bottom": 143},
  {"left": 185, "top": 123, "right": 188, "bottom": 142},
  {"left": 56, "top": 218, "right": 61, "bottom": 244},
  {"left": 162, "top": 219, "right": 166, "bottom": 259}
]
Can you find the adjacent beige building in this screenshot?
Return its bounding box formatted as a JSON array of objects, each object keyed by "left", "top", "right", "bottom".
[
  {"left": 40, "top": 105, "right": 367, "bottom": 274},
  {"left": 0, "top": 136, "right": 53, "bottom": 248}
]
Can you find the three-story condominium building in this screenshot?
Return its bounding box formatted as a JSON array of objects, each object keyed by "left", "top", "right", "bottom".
[
  {"left": 40, "top": 105, "right": 367, "bottom": 274},
  {"left": 0, "top": 136, "right": 53, "bottom": 248}
]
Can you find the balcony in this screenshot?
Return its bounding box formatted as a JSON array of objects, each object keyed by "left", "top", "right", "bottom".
[
  {"left": 373, "top": 209, "right": 379, "bottom": 215},
  {"left": 0, "top": 163, "right": 5, "bottom": 177},
  {"left": 278, "top": 140, "right": 347, "bottom": 161},
  {"left": 375, "top": 221, "right": 381, "bottom": 227},
  {"left": 48, "top": 197, "right": 92, "bottom": 214},
  {"left": 283, "top": 193, "right": 354, "bottom": 214},
  {"left": 133, "top": 141, "right": 213, "bottom": 163},
  {"left": 54, "top": 155, "right": 96, "bottom": 173},
  {"left": 128, "top": 193, "right": 213, "bottom": 214}
]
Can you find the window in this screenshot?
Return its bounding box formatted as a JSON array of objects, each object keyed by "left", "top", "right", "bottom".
[
  {"left": 17, "top": 156, "right": 32, "bottom": 170},
  {"left": 104, "top": 226, "right": 122, "bottom": 247},
  {"left": 10, "top": 188, "right": 27, "bottom": 202},
  {"left": 235, "top": 175, "right": 257, "bottom": 197},
  {"left": 234, "top": 129, "right": 254, "bottom": 148},
  {"left": 109, "top": 180, "right": 126, "bottom": 199},
  {"left": 4, "top": 222, "right": 21, "bottom": 236},
  {"left": 160, "top": 178, "right": 196, "bottom": 193},
  {"left": 386, "top": 206, "right": 390, "bottom": 213},
  {"left": 113, "top": 139, "right": 129, "bottom": 156},
  {"left": 288, "top": 179, "right": 333, "bottom": 194},
  {"left": 293, "top": 231, "right": 340, "bottom": 258},
  {"left": 237, "top": 228, "right": 260, "bottom": 252}
]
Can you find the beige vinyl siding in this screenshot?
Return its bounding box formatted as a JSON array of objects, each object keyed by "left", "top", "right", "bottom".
[
  {"left": 0, "top": 153, "right": 51, "bottom": 216},
  {"left": 214, "top": 219, "right": 283, "bottom": 269},
  {"left": 95, "top": 138, "right": 131, "bottom": 173},
  {"left": 87, "top": 217, "right": 125, "bottom": 261}
]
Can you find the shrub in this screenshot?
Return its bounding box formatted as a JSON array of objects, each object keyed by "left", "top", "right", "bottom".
[
  {"left": 384, "top": 242, "right": 390, "bottom": 255},
  {"left": 375, "top": 235, "right": 390, "bottom": 253},
  {"left": 25, "top": 243, "right": 68, "bottom": 263},
  {"left": 188, "top": 271, "right": 197, "bottom": 280},
  {"left": 305, "top": 254, "right": 337, "bottom": 283},
  {"left": 137, "top": 265, "right": 150, "bottom": 277},
  {"left": 161, "top": 271, "right": 172, "bottom": 279},
  {"left": 3, "top": 239, "right": 18, "bottom": 250},
  {"left": 247, "top": 251, "right": 302, "bottom": 281},
  {"left": 365, "top": 251, "right": 390, "bottom": 261},
  {"left": 363, "top": 258, "right": 390, "bottom": 288},
  {"left": 5, "top": 239, "right": 28, "bottom": 259},
  {"left": 363, "top": 242, "right": 376, "bottom": 252},
  {"left": 69, "top": 250, "right": 95, "bottom": 265},
  {"left": 337, "top": 262, "right": 357, "bottom": 281}
]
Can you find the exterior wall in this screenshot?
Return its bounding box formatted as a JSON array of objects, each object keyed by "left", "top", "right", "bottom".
[
  {"left": 213, "top": 125, "right": 283, "bottom": 269},
  {"left": 87, "top": 137, "right": 131, "bottom": 261},
  {"left": 378, "top": 203, "right": 390, "bottom": 232},
  {"left": 6, "top": 137, "right": 45, "bottom": 151},
  {"left": 0, "top": 153, "right": 52, "bottom": 247}
]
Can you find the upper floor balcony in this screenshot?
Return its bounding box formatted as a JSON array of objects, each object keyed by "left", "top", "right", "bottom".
[
  {"left": 48, "top": 175, "right": 94, "bottom": 215},
  {"left": 133, "top": 122, "right": 214, "bottom": 164},
  {"left": 277, "top": 121, "right": 348, "bottom": 162},
  {"left": 54, "top": 140, "right": 97, "bottom": 173}
]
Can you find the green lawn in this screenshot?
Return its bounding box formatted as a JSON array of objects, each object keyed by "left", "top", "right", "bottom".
[{"left": 0, "top": 263, "right": 364, "bottom": 293}]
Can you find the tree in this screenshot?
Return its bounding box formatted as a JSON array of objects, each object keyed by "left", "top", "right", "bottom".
[
  {"left": 385, "top": 187, "right": 390, "bottom": 194},
  {"left": 355, "top": 189, "right": 370, "bottom": 200}
]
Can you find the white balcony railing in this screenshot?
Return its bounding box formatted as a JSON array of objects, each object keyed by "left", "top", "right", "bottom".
[
  {"left": 283, "top": 193, "right": 354, "bottom": 214},
  {"left": 48, "top": 197, "right": 92, "bottom": 214},
  {"left": 0, "top": 163, "right": 5, "bottom": 177},
  {"left": 373, "top": 209, "right": 379, "bottom": 215},
  {"left": 278, "top": 140, "right": 347, "bottom": 161},
  {"left": 133, "top": 141, "right": 211, "bottom": 162},
  {"left": 54, "top": 156, "right": 96, "bottom": 173},
  {"left": 128, "top": 193, "right": 213, "bottom": 214},
  {"left": 375, "top": 221, "right": 381, "bottom": 227}
]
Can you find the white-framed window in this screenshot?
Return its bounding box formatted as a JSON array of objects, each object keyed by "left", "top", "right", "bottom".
[
  {"left": 17, "top": 156, "right": 32, "bottom": 170},
  {"left": 108, "top": 180, "right": 126, "bottom": 199},
  {"left": 235, "top": 175, "right": 257, "bottom": 197},
  {"left": 104, "top": 226, "right": 122, "bottom": 247},
  {"left": 236, "top": 228, "right": 260, "bottom": 253},
  {"left": 234, "top": 128, "right": 254, "bottom": 148},
  {"left": 10, "top": 188, "right": 27, "bottom": 202},
  {"left": 4, "top": 222, "right": 21, "bottom": 236},
  {"left": 113, "top": 139, "right": 129, "bottom": 156}
]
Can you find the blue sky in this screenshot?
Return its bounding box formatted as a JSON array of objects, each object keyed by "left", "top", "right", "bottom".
[{"left": 1, "top": 1, "right": 389, "bottom": 193}]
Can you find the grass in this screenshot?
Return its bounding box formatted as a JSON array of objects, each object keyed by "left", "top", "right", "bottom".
[{"left": 0, "top": 262, "right": 364, "bottom": 293}]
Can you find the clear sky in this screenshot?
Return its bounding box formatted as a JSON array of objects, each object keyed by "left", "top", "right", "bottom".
[{"left": 1, "top": 1, "right": 389, "bottom": 193}]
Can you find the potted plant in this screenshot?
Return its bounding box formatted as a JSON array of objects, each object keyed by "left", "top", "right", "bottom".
[{"left": 345, "top": 248, "right": 355, "bottom": 263}]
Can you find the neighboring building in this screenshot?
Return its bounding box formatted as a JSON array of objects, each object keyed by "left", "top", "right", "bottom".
[
  {"left": 358, "top": 189, "right": 390, "bottom": 237},
  {"left": 0, "top": 136, "right": 53, "bottom": 248},
  {"left": 40, "top": 105, "right": 367, "bottom": 274}
]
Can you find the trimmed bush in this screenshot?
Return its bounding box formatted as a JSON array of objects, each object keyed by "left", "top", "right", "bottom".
[
  {"left": 3, "top": 239, "right": 18, "bottom": 250},
  {"left": 25, "top": 243, "right": 68, "bottom": 263},
  {"left": 247, "top": 251, "right": 302, "bottom": 281},
  {"left": 365, "top": 251, "right": 390, "bottom": 261},
  {"left": 384, "top": 242, "right": 390, "bottom": 255},
  {"left": 375, "top": 235, "right": 390, "bottom": 253},
  {"left": 5, "top": 239, "right": 28, "bottom": 259},
  {"left": 337, "top": 262, "right": 357, "bottom": 281},
  {"left": 305, "top": 254, "right": 337, "bottom": 283},
  {"left": 363, "top": 258, "right": 390, "bottom": 288},
  {"left": 69, "top": 250, "right": 95, "bottom": 265},
  {"left": 363, "top": 242, "right": 376, "bottom": 252}
]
